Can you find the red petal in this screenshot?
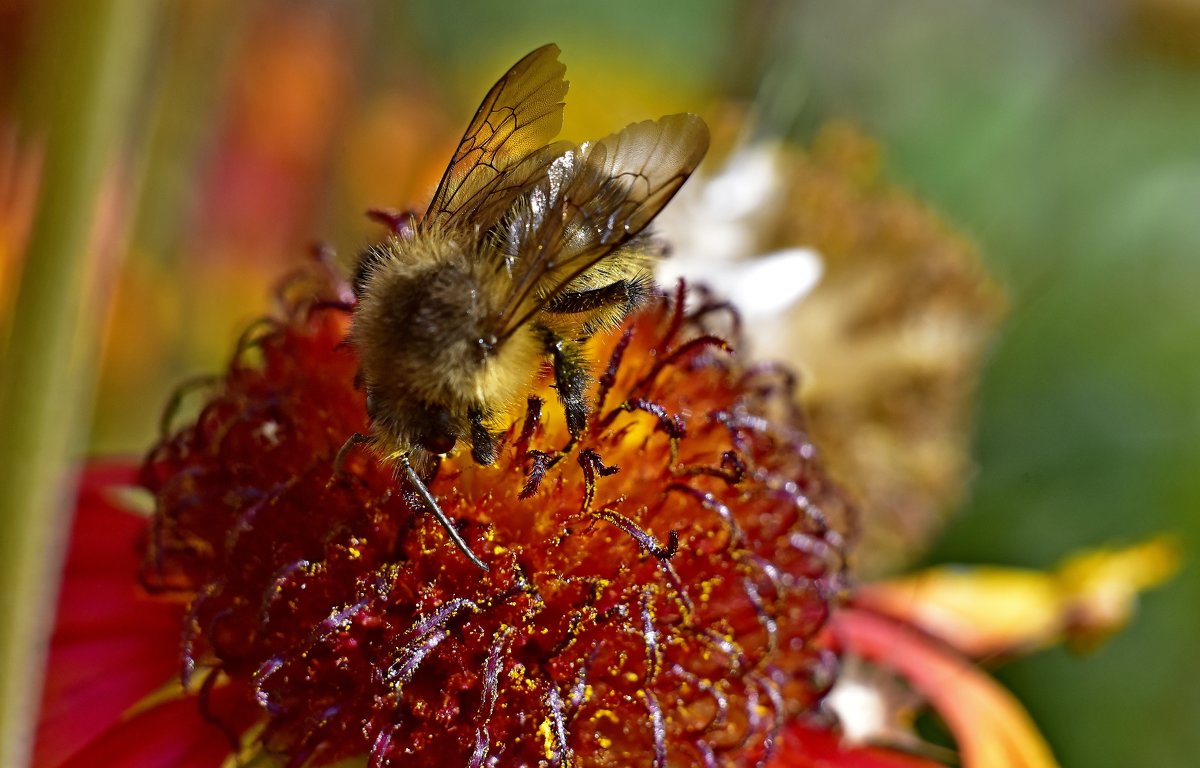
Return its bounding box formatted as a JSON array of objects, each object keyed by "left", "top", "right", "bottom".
[
  {"left": 766, "top": 721, "right": 943, "bottom": 768},
  {"left": 34, "top": 461, "right": 188, "bottom": 768},
  {"left": 56, "top": 695, "right": 231, "bottom": 768},
  {"left": 49, "top": 573, "right": 182, "bottom": 640}
]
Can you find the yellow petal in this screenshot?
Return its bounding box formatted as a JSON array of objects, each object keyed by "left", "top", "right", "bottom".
[
  {"left": 1055, "top": 535, "right": 1182, "bottom": 651},
  {"left": 855, "top": 536, "right": 1181, "bottom": 658}
]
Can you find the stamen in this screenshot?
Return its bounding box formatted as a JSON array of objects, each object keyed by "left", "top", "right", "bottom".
[
  {"left": 595, "top": 326, "right": 634, "bottom": 414},
  {"left": 577, "top": 448, "right": 619, "bottom": 513},
  {"left": 672, "top": 450, "right": 746, "bottom": 485},
  {"left": 665, "top": 483, "right": 745, "bottom": 548},
  {"left": 231, "top": 317, "right": 281, "bottom": 367},
  {"left": 158, "top": 374, "right": 219, "bottom": 439},
  {"left": 657, "top": 279, "right": 688, "bottom": 352},
  {"left": 544, "top": 684, "right": 575, "bottom": 768},
  {"left": 644, "top": 687, "right": 668, "bottom": 768},
  {"left": 640, "top": 587, "right": 662, "bottom": 682},
  {"left": 469, "top": 624, "right": 514, "bottom": 768},
  {"left": 520, "top": 449, "right": 552, "bottom": 499},
  {"left": 590, "top": 507, "right": 678, "bottom": 561}
]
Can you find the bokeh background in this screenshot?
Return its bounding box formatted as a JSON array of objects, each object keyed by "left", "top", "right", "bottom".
[{"left": 2, "top": 1, "right": 1197, "bottom": 766}]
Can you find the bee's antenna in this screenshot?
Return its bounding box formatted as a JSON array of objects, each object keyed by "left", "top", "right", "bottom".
[{"left": 399, "top": 455, "right": 490, "bottom": 572}]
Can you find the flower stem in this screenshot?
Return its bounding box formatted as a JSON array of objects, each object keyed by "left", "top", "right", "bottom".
[{"left": 0, "top": 2, "right": 160, "bottom": 765}]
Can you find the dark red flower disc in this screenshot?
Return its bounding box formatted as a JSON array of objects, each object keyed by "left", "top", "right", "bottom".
[{"left": 140, "top": 262, "right": 852, "bottom": 767}]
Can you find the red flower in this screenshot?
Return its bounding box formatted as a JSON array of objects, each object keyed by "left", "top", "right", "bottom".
[
  {"left": 36, "top": 463, "right": 947, "bottom": 768},
  {"left": 43, "top": 260, "right": 868, "bottom": 766},
  {"left": 37, "top": 261, "right": 1071, "bottom": 768}
]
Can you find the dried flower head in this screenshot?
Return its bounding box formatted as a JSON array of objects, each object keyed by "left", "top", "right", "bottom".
[
  {"left": 656, "top": 119, "right": 1003, "bottom": 575},
  {"left": 139, "top": 260, "right": 852, "bottom": 766},
  {"left": 783, "top": 123, "right": 1005, "bottom": 574}
]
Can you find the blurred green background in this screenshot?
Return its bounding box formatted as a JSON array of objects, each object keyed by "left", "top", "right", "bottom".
[
  {"left": 3, "top": 1, "right": 1197, "bottom": 766},
  {"left": 796, "top": 4, "right": 1200, "bottom": 765}
]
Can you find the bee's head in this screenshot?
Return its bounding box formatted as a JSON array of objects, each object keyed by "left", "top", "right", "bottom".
[
  {"left": 354, "top": 241, "right": 498, "bottom": 458},
  {"left": 353, "top": 236, "right": 541, "bottom": 461},
  {"left": 354, "top": 242, "right": 488, "bottom": 376},
  {"left": 366, "top": 391, "right": 459, "bottom": 457}
]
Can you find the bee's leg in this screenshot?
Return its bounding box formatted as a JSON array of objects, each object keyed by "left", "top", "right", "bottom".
[
  {"left": 398, "top": 455, "right": 490, "bottom": 572},
  {"left": 334, "top": 432, "right": 369, "bottom": 477},
  {"left": 544, "top": 276, "right": 650, "bottom": 334},
  {"left": 540, "top": 328, "right": 591, "bottom": 439},
  {"left": 468, "top": 408, "right": 499, "bottom": 465}
]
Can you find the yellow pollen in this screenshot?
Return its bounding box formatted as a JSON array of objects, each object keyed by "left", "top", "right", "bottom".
[{"left": 538, "top": 718, "right": 555, "bottom": 760}]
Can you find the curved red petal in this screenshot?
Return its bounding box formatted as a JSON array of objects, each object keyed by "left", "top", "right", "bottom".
[{"left": 830, "top": 608, "right": 1058, "bottom": 768}]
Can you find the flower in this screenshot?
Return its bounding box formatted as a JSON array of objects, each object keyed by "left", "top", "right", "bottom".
[
  {"left": 43, "top": 256, "right": 1138, "bottom": 767},
  {"left": 37, "top": 466, "right": 948, "bottom": 768},
  {"left": 45, "top": 257, "right": 871, "bottom": 766},
  {"left": 45, "top": 253, "right": 1061, "bottom": 768}
]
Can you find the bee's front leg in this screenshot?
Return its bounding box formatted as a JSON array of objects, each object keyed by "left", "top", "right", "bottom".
[
  {"left": 538, "top": 327, "right": 591, "bottom": 439},
  {"left": 468, "top": 407, "right": 499, "bottom": 465}
]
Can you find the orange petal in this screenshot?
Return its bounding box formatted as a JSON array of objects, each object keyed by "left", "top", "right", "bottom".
[
  {"left": 1055, "top": 536, "right": 1181, "bottom": 651},
  {"left": 831, "top": 608, "right": 1058, "bottom": 768},
  {"left": 853, "top": 567, "right": 1061, "bottom": 658}
]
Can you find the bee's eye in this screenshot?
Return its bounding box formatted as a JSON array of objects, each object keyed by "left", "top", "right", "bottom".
[
  {"left": 476, "top": 335, "right": 498, "bottom": 361},
  {"left": 365, "top": 392, "right": 380, "bottom": 420}
]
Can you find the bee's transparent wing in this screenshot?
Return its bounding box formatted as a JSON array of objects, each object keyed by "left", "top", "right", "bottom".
[
  {"left": 423, "top": 44, "right": 568, "bottom": 230},
  {"left": 492, "top": 113, "right": 710, "bottom": 339}
]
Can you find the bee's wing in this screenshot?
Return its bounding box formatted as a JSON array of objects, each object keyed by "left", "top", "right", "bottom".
[
  {"left": 423, "top": 44, "right": 568, "bottom": 230},
  {"left": 492, "top": 113, "right": 710, "bottom": 340}
]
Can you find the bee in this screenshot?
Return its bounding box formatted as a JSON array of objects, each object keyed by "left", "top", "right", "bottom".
[{"left": 342, "top": 44, "right": 709, "bottom": 570}]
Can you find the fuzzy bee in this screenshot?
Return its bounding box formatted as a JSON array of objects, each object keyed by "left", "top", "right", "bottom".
[{"left": 343, "top": 44, "right": 709, "bottom": 570}]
